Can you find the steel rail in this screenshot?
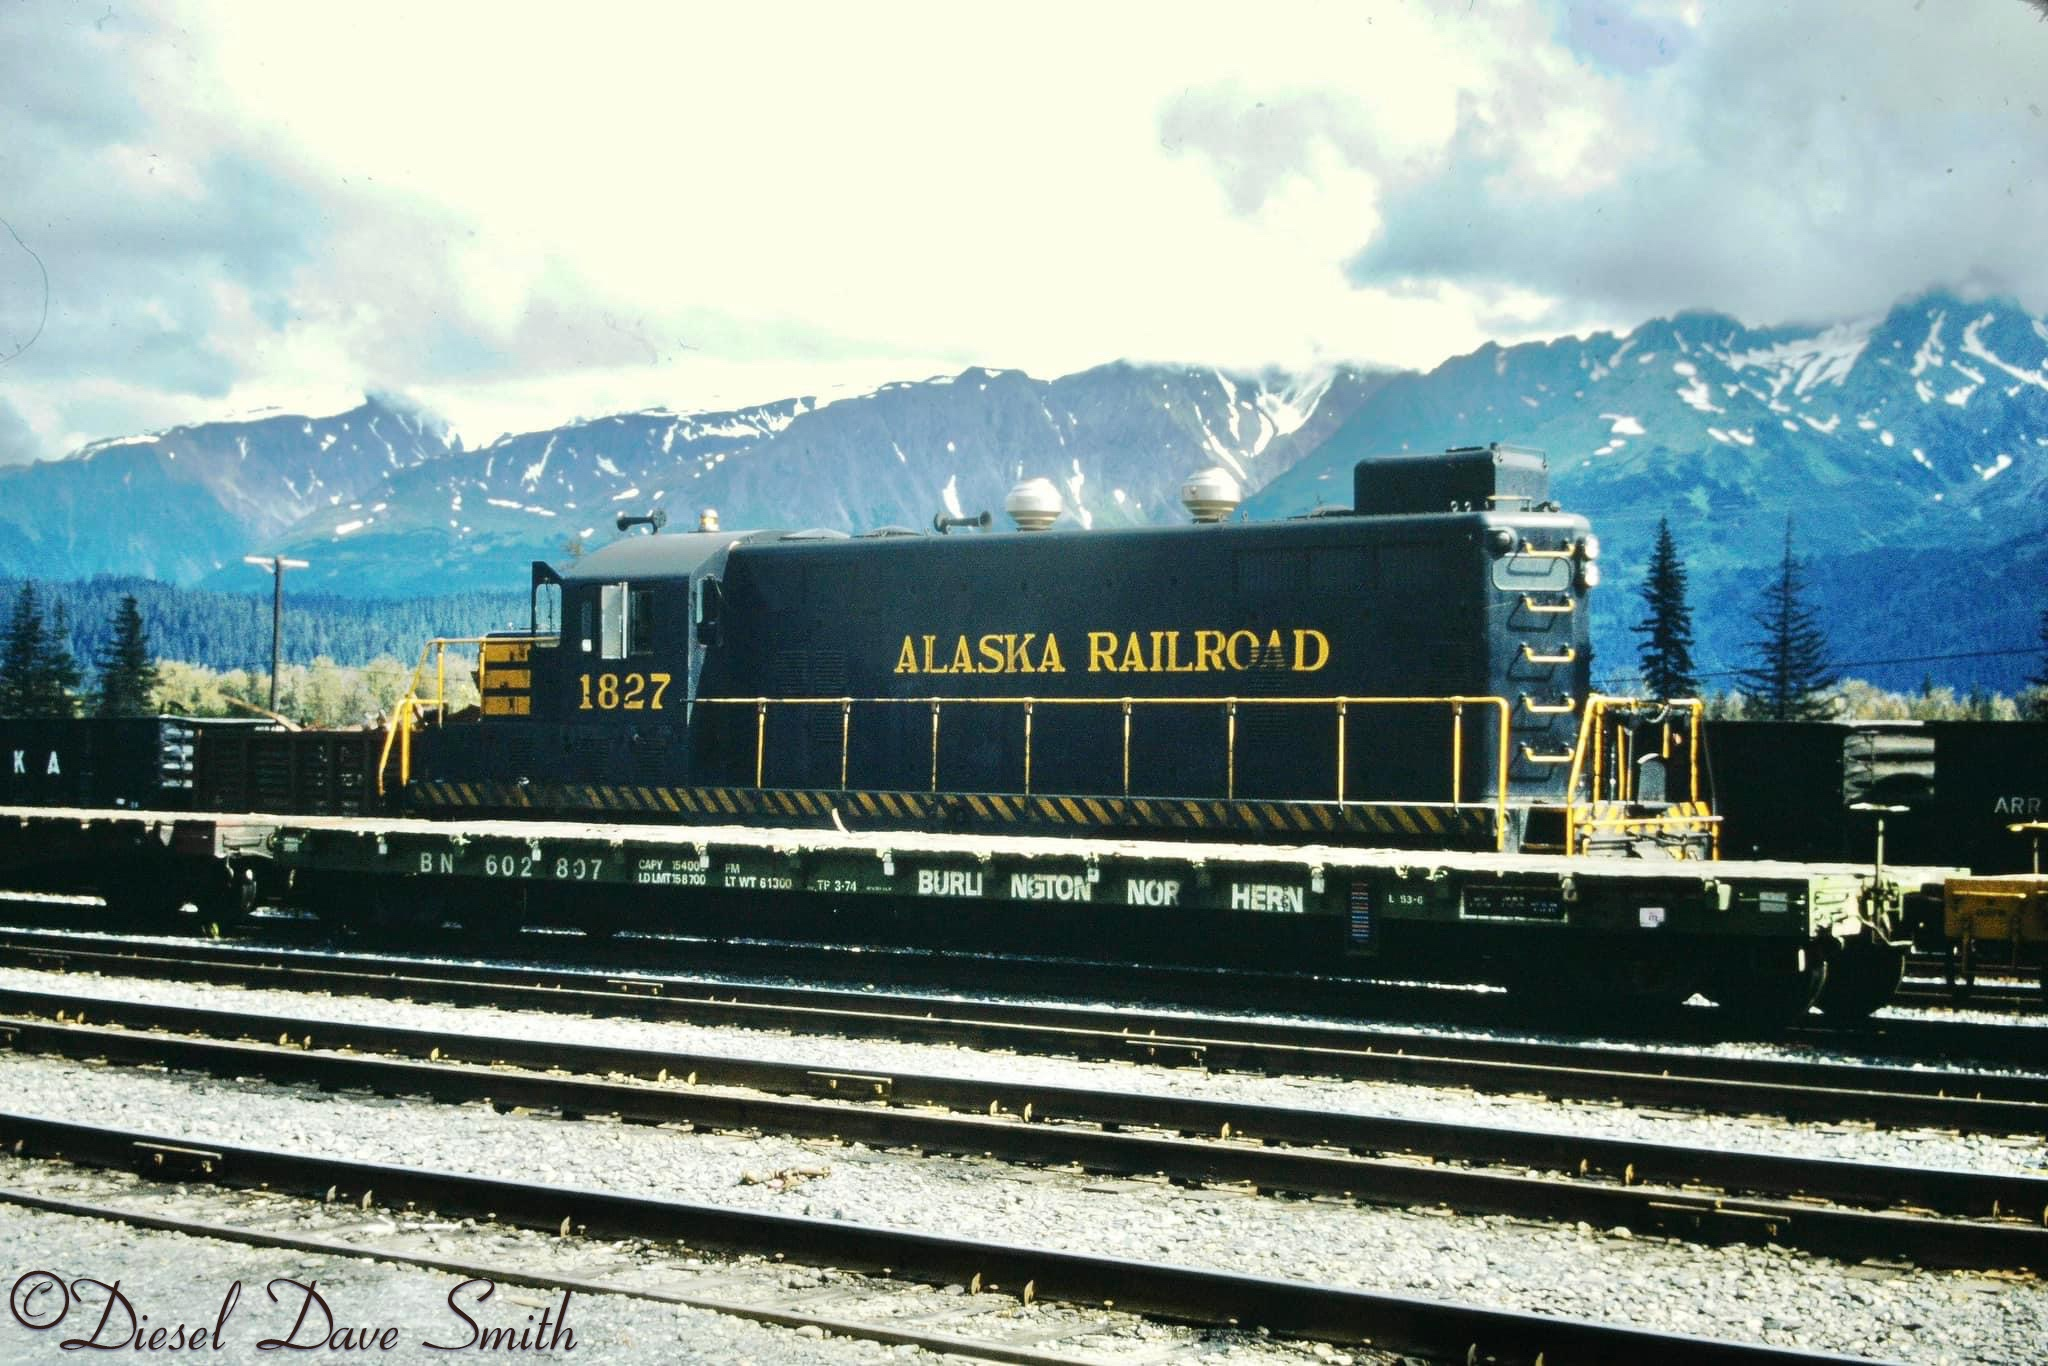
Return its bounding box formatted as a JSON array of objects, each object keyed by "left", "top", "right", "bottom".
[
  {"left": 5, "top": 988, "right": 2046, "bottom": 1253},
  {"left": 0, "top": 1187, "right": 1099, "bottom": 1366},
  {"left": 3, "top": 913, "right": 2044, "bottom": 1056},
  {"left": 1894, "top": 980, "right": 2045, "bottom": 1013},
  {"left": 7, "top": 926, "right": 2045, "bottom": 1095},
  {"left": 1, "top": 936, "right": 2043, "bottom": 1133},
  {"left": 0, "top": 1112, "right": 1888, "bottom": 1365}
]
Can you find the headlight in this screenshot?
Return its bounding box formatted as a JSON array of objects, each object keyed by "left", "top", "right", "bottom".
[
  {"left": 1578, "top": 561, "right": 1602, "bottom": 590},
  {"left": 1578, "top": 533, "right": 1601, "bottom": 561}
]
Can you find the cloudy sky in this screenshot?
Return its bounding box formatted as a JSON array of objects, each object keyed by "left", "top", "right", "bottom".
[{"left": 1, "top": 0, "right": 2042, "bottom": 462}]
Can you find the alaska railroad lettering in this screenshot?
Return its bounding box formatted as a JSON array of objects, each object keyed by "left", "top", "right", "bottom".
[{"left": 891, "top": 628, "right": 1330, "bottom": 676}]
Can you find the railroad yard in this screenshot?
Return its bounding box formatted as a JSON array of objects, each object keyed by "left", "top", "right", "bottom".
[
  {"left": 0, "top": 907, "right": 2042, "bottom": 1365},
  {"left": 9, "top": 1, "right": 2048, "bottom": 1360}
]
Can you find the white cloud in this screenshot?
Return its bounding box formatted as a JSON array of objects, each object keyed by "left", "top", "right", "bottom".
[{"left": 0, "top": 0, "right": 2041, "bottom": 458}]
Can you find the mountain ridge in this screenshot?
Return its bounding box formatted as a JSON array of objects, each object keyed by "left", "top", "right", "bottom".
[{"left": 2, "top": 290, "right": 2041, "bottom": 691}]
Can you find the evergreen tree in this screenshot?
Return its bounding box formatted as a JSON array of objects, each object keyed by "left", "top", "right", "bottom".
[
  {"left": 1737, "top": 521, "right": 1838, "bottom": 720},
  {"left": 0, "top": 583, "right": 79, "bottom": 718},
  {"left": 0, "top": 583, "right": 43, "bottom": 716},
  {"left": 1631, "top": 517, "right": 1698, "bottom": 698},
  {"left": 93, "top": 594, "right": 160, "bottom": 717},
  {"left": 33, "top": 603, "right": 82, "bottom": 718}
]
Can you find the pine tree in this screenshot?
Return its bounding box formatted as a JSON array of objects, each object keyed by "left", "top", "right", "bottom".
[
  {"left": 0, "top": 582, "right": 43, "bottom": 717},
  {"left": 1737, "top": 521, "right": 1838, "bottom": 721},
  {"left": 1632, "top": 517, "right": 1698, "bottom": 698},
  {"left": 32, "top": 602, "right": 82, "bottom": 718},
  {"left": 93, "top": 594, "right": 160, "bottom": 717}
]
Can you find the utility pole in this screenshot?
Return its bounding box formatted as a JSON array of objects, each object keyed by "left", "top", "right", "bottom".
[{"left": 244, "top": 554, "right": 310, "bottom": 712}]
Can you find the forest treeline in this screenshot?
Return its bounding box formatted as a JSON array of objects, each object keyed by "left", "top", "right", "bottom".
[{"left": 0, "top": 577, "right": 528, "bottom": 674}]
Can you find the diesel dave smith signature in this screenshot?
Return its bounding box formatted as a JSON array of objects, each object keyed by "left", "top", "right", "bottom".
[{"left": 11, "top": 1272, "right": 575, "bottom": 1352}]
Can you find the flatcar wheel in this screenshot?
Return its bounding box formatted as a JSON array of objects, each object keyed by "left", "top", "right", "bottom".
[
  {"left": 1817, "top": 941, "right": 1907, "bottom": 1023},
  {"left": 100, "top": 865, "right": 249, "bottom": 935}
]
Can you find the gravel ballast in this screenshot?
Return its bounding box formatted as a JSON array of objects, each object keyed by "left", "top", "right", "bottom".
[
  {"left": 0, "top": 1200, "right": 919, "bottom": 1365},
  {"left": 0, "top": 1053, "right": 2042, "bottom": 1363},
  {"left": 0, "top": 1164, "right": 1338, "bottom": 1366},
  {"left": 3, "top": 963, "right": 2042, "bottom": 1178}
]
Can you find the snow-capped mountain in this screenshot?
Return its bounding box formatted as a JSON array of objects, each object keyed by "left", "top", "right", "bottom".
[
  {"left": 2, "top": 293, "right": 2040, "bottom": 691},
  {"left": 207, "top": 363, "right": 1385, "bottom": 595},
  {"left": 0, "top": 398, "right": 459, "bottom": 584},
  {"left": 1248, "top": 290, "right": 2048, "bottom": 690},
  {"left": 0, "top": 363, "right": 1373, "bottom": 599}
]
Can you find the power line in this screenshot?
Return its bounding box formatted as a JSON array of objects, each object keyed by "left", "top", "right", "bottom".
[{"left": 1594, "top": 644, "right": 2040, "bottom": 690}]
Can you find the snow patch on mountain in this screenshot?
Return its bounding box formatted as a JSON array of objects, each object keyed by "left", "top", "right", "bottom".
[
  {"left": 1065, "top": 459, "right": 1092, "bottom": 530},
  {"left": 1728, "top": 319, "right": 1872, "bottom": 397},
  {"left": 1961, "top": 314, "right": 2048, "bottom": 393},
  {"left": 522, "top": 436, "right": 557, "bottom": 489},
  {"left": 1911, "top": 313, "right": 1947, "bottom": 377}
]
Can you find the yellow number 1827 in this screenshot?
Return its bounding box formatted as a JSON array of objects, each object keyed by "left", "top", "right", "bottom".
[{"left": 577, "top": 672, "right": 671, "bottom": 711}]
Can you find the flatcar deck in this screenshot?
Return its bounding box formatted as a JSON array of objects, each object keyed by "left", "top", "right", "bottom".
[{"left": 0, "top": 803, "right": 1956, "bottom": 957}]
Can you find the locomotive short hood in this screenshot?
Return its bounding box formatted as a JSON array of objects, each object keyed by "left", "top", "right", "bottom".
[{"left": 555, "top": 529, "right": 759, "bottom": 584}]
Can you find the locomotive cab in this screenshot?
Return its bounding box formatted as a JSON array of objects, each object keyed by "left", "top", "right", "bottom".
[{"left": 410, "top": 526, "right": 756, "bottom": 799}]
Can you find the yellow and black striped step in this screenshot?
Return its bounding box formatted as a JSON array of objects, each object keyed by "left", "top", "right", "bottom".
[{"left": 409, "top": 779, "right": 1496, "bottom": 846}]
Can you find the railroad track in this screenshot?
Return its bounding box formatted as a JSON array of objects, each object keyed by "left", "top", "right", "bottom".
[
  {"left": 5, "top": 893, "right": 2045, "bottom": 1034},
  {"left": 0, "top": 1178, "right": 1149, "bottom": 1366},
  {"left": 0, "top": 930, "right": 2043, "bottom": 1133},
  {"left": 0, "top": 1116, "right": 1896, "bottom": 1365},
  {"left": 7, "top": 893, "right": 2046, "bottom": 1030},
  {"left": 3, "top": 984, "right": 2044, "bottom": 1274},
  {"left": 1894, "top": 978, "right": 2045, "bottom": 1013},
  {"left": 1907, "top": 951, "right": 2038, "bottom": 985}
]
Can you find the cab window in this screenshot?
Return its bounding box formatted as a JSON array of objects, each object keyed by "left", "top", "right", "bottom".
[
  {"left": 629, "top": 587, "right": 657, "bottom": 655},
  {"left": 532, "top": 581, "right": 561, "bottom": 641},
  {"left": 599, "top": 584, "right": 627, "bottom": 660}
]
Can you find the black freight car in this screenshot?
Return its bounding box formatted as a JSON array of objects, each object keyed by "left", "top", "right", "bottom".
[
  {"left": 409, "top": 444, "right": 1622, "bottom": 851},
  {"left": 1706, "top": 720, "right": 2048, "bottom": 873},
  {"left": 0, "top": 716, "right": 197, "bottom": 811}
]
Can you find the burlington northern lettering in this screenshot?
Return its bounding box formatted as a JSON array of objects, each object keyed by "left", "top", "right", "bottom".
[{"left": 893, "top": 628, "right": 1328, "bottom": 675}]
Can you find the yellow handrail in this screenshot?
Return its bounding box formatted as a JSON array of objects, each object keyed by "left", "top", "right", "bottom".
[
  {"left": 376, "top": 635, "right": 551, "bottom": 796},
  {"left": 694, "top": 693, "right": 1517, "bottom": 848},
  {"left": 1557, "top": 695, "right": 1711, "bottom": 855}
]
